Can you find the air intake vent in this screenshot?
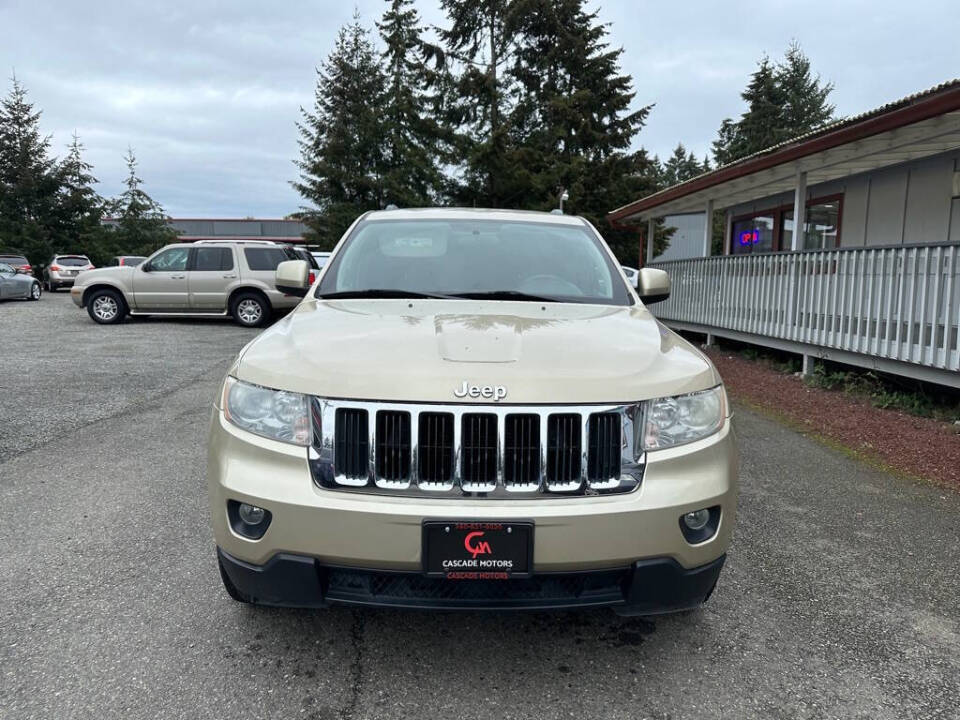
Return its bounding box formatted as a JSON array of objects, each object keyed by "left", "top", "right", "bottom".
[
  {"left": 461, "top": 414, "right": 498, "bottom": 492},
  {"left": 547, "top": 414, "right": 582, "bottom": 491},
  {"left": 375, "top": 411, "right": 411, "bottom": 485},
  {"left": 418, "top": 412, "right": 455, "bottom": 488},
  {"left": 335, "top": 408, "right": 369, "bottom": 484},
  {"left": 587, "top": 412, "right": 621, "bottom": 488},
  {"left": 504, "top": 414, "right": 540, "bottom": 489}
]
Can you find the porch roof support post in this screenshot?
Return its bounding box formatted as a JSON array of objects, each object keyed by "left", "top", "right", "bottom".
[
  {"left": 703, "top": 198, "right": 714, "bottom": 257},
  {"left": 792, "top": 171, "right": 807, "bottom": 251},
  {"left": 646, "top": 216, "right": 655, "bottom": 265}
]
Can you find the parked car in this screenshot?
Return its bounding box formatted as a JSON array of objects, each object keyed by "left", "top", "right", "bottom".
[
  {"left": 0, "top": 261, "right": 42, "bottom": 300},
  {"left": 44, "top": 254, "right": 94, "bottom": 292},
  {"left": 70, "top": 241, "right": 303, "bottom": 327},
  {"left": 109, "top": 255, "right": 147, "bottom": 267},
  {"left": 0, "top": 253, "right": 33, "bottom": 276},
  {"left": 288, "top": 246, "right": 320, "bottom": 284},
  {"left": 208, "top": 208, "right": 737, "bottom": 615},
  {"left": 311, "top": 251, "right": 331, "bottom": 268},
  {"left": 622, "top": 266, "right": 639, "bottom": 286}
]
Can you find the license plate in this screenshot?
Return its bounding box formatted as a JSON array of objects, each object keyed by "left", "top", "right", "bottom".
[{"left": 422, "top": 521, "right": 533, "bottom": 579}]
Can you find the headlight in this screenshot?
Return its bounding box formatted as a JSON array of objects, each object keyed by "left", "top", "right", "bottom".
[
  {"left": 642, "top": 385, "right": 726, "bottom": 451},
  {"left": 222, "top": 377, "right": 311, "bottom": 446}
]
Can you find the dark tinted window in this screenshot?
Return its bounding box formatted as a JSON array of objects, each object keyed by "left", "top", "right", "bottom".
[
  {"left": 291, "top": 247, "right": 319, "bottom": 269},
  {"left": 124, "top": 256, "right": 146, "bottom": 266},
  {"left": 56, "top": 256, "right": 89, "bottom": 266},
  {"left": 244, "top": 247, "right": 289, "bottom": 271},
  {"left": 193, "top": 247, "right": 234, "bottom": 271},
  {"left": 0, "top": 255, "right": 28, "bottom": 265}
]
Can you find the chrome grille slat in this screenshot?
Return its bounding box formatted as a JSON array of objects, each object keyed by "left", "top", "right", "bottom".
[{"left": 312, "top": 399, "right": 645, "bottom": 498}]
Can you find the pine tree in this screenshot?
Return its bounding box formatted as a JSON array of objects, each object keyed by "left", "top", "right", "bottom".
[
  {"left": 660, "top": 143, "right": 708, "bottom": 187},
  {"left": 294, "top": 16, "right": 387, "bottom": 248},
  {"left": 437, "top": 0, "right": 522, "bottom": 206},
  {"left": 55, "top": 133, "right": 106, "bottom": 250},
  {"left": 713, "top": 45, "right": 834, "bottom": 166},
  {"left": 778, "top": 41, "right": 835, "bottom": 138},
  {"left": 506, "top": 0, "right": 655, "bottom": 261},
  {"left": 377, "top": 0, "right": 444, "bottom": 207},
  {"left": 108, "top": 147, "right": 177, "bottom": 256},
  {"left": 0, "top": 75, "right": 61, "bottom": 266}
]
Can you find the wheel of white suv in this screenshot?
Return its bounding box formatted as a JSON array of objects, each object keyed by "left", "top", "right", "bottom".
[
  {"left": 87, "top": 288, "right": 126, "bottom": 325},
  {"left": 29, "top": 282, "right": 41, "bottom": 301},
  {"left": 231, "top": 292, "right": 271, "bottom": 328}
]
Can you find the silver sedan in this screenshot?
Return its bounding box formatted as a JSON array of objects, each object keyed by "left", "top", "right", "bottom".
[{"left": 0, "top": 262, "right": 42, "bottom": 301}]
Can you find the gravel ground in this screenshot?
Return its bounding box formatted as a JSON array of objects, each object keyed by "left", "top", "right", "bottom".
[
  {"left": 1, "top": 293, "right": 959, "bottom": 720},
  {"left": 706, "top": 348, "right": 960, "bottom": 488}
]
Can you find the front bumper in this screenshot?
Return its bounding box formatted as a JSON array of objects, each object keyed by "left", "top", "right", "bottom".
[
  {"left": 208, "top": 409, "right": 738, "bottom": 609},
  {"left": 217, "top": 546, "right": 725, "bottom": 613}
]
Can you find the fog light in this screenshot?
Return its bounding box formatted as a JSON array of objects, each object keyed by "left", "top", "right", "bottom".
[
  {"left": 238, "top": 503, "right": 266, "bottom": 526},
  {"left": 683, "top": 509, "right": 710, "bottom": 531}
]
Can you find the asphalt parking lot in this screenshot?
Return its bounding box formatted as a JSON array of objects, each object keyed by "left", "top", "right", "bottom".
[{"left": 1, "top": 292, "right": 959, "bottom": 720}]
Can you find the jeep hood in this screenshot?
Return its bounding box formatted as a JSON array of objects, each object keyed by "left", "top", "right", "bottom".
[{"left": 234, "top": 299, "right": 721, "bottom": 404}]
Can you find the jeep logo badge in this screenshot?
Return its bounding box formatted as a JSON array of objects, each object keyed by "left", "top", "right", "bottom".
[{"left": 454, "top": 380, "right": 507, "bottom": 402}]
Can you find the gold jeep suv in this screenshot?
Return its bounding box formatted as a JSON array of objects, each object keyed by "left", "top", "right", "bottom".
[
  {"left": 70, "top": 241, "right": 308, "bottom": 327},
  {"left": 208, "top": 208, "right": 738, "bottom": 614}
]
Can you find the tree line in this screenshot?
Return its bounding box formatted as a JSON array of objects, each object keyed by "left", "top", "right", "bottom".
[
  {"left": 295, "top": 0, "right": 835, "bottom": 262},
  {"left": 1, "top": 0, "right": 835, "bottom": 270},
  {"left": 0, "top": 77, "right": 177, "bottom": 270}
]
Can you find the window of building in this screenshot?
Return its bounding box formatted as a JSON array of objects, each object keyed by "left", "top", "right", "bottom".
[
  {"left": 731, "top": 215, "right": 775, "bottom": 254},
  {"left": 728, "top": 195, "right": 842, "bottom": 254},
  {"left": 782, "top": 198, "right": 841, "bottom": 250}
]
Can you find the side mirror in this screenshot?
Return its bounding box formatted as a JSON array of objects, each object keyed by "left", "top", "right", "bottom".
[
  {"left": 276, "top": 259, "right": 311, "bottom": 297},
  {"left": 637, "top": 268, "right": 670, "bottom": 304}
]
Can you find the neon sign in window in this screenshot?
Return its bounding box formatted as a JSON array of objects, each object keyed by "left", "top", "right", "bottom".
[{"left": 738, "top": 229, "right": 760, "bottom": 246}]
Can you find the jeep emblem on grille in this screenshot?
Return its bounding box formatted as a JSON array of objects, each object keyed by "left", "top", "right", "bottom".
[{"left": 454, "top": 380, "right": 507, "bottom": 402}]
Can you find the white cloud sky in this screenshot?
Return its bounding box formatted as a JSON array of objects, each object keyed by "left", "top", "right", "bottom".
[{"left": 1, "top": 0, "right": 957, "bottom": 217}]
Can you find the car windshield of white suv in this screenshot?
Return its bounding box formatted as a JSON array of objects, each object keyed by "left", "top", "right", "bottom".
[{"left": 316, "top": 219, "right": 631, "bottom": 305}]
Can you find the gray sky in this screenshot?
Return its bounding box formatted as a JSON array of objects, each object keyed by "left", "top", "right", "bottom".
[{"left": 1, "top": 0, "right": 957, "bottom": 217}]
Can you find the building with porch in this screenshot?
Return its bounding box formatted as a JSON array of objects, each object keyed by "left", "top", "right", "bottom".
[{"left": 609, "top": 79, "right": 960, "bottom": 389}]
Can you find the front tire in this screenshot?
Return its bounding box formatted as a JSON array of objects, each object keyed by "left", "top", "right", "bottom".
[
  {"left": 29, "top": 282, "right": 41, "bottom": 301},
  {"left": 87, "top": 288, "right": 127, "bottom": 324},
  {"left": 231, "top": 292, "right": 271, "bottom": 328}
]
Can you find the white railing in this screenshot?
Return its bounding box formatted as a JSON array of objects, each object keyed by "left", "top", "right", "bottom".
[{"left": 651, "top": 244, "right": 960, "bottom": 373}]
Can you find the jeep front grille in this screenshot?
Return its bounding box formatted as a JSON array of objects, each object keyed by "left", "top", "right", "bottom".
[{"left": 310, "top": 399, "right": 644, "bottom": 498}]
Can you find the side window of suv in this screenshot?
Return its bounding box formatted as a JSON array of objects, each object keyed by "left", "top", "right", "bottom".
[
  {"left": 148, "top": 248, "right": 189, "bottom": 272},
  {"left": 194, "top": 247, "right": 234, "bottom": 271},
  {"left": 244, "top": 247, "right": 288, "bottom": 271}
]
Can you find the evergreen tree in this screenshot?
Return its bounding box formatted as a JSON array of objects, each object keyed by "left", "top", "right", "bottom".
[
  {"left": 505, "top": 0, "right": 656, "bottom": 261},
  {"left": 437, "top": 0, "right": 522, "bottom": 206},
  {"left": 55, "top": 133, "right": 106, "bottom": 251},
  {"left": 294, "top": 16, "right": 387, "bottom": 248},
  {"left": 777, "top": 41, "right": 834, "bottom": 138},
  {"left": 107, "top": 147, "right": 177, "bottom": 256},
  {"left": 376, "top": 0, "right": 444, "bottom": 207},
  {"left": 713, "top": 44, "right": 834, "bottom": 166},
  {"left": 0, "top": 75, "right": 61, "bottom": 266},
  {"left": 659, "top": 143, "right": 708, "bottom": 187}
]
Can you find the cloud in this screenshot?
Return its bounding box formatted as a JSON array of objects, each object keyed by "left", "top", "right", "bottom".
[{"left": 1, "top": 0, "right": 957, "bottom": 215}]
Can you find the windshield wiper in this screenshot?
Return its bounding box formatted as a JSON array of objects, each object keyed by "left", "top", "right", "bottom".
[
  {"left": 448, "top": 290, "right": 568, "bottom": 303},
  {"left": 314, "top": 289, "right": 458, "bottom": 300}
]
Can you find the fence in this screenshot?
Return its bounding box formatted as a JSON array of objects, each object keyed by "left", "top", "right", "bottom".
[{"left": 650, "top": 244, "right": 960, "bottom": 386}]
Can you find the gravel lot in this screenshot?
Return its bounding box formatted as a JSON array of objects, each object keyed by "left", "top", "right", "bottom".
[{"left": 1, "top": 292, "right": 959, "bottom": 719}]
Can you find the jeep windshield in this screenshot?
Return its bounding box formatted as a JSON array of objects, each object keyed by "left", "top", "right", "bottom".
[{"left": 315, "top": 219, "right": 633, "bottom": 306}]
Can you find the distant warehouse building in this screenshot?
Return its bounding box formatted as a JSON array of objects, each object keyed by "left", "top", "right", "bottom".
[
  {"left": 103, "top": 217, "right": 309, "bottom": 244},
  {"left": 610, "top": 79, "right": 960, "bottom": 389}
]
